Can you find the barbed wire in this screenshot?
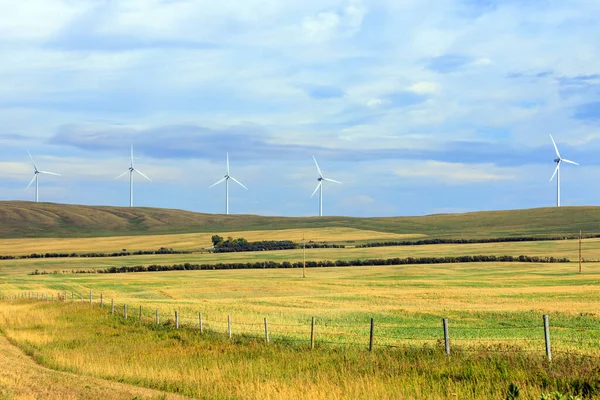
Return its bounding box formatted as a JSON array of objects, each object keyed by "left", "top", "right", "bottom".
[{"left": 5, "top": 294, "right": 600, "bottom": 359}]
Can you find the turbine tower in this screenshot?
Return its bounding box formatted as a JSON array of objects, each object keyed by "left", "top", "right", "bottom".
[
  {"left": 209, "top": 153, "right": 247, "bottom": 215},
  {"left": 116, "top": 145, "right": 151, "bottom": 207},
  {"left": 26, "top": 151, "right": 60, "bottom": 203},
  {"left": 311, "top": 156, "right": 341, "bottom": 217},
  {"left": 549, "top": 134, "right": 579, "bottom": 207}
]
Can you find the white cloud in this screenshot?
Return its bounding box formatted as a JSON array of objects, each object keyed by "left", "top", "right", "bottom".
[
  {"left": 408, "top": 81, "right": 439, "bottom": 94},
  {"left": 301, "top": 0, "right": 367, "bottom": 43},
  {"left": 394, "top": 161, "right": 516, "bottom": 184}
]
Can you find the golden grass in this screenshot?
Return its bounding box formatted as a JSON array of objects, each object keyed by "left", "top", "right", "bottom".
[
  {"left": 3, "top": 200, "right": 600, "bottom": 240},
  {"left": 0, "top": 301, "right": 597, "bottom": 400},
  {"left": 0, "top": 227, "right": 422, "bottom": 256},
  {"left": 2, "top": 236, "right": 598, "bottom": 275},
  {"left": 0, "top": 321, "right": 185, "bottom": 399}
]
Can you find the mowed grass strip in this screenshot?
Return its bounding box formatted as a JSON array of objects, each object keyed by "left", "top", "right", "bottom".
[
  {"left": 0, "top": 227, "right": 422, "bottom": 256},
  {"left": 0, "top": 301, "right": 598, "bottom": 400}
]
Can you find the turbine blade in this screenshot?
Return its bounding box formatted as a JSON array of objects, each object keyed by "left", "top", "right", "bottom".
[
  {"left": 134, "top": 168, "right": 152, "bottom": 182},
  {"left": 25, "top": 175, "right": 36, "bottom": 190},
  {"left": 311, "top": 182, "right": 322, "bottom": 197},
  {"left": 562, "top": 159, "right": 579, "bottom": 166},
  {"left": 549, "top": 164, "right": 559, "bottom": 182},
  {"left": 549, "top": 134, "right": 561, "bottom": 159},
  {"left": 115, "top": 170, "right": 129, "bottom": 179},
  {"left": 324, "top": 178, "right": 341, "bottom": 184},
  {"left": 209, "top": 177, "right": 227, "bottom": 188},
  {"left": 27, "top": 151, "right": 38, "bottom": 171},
  {"left": 130, "top": 145, "right": 134, "bottom": 167},
  {"left": 313, "top": 156, "right": 323, "bottom": 178},
  {"left": 226, "top": 153, "right": 230, "bottom": 175},
  {"left": 38, "top": 171, "right": 61, "bottom": 176},
  {"left": 229, "top": 176, "right": 248, "bottom": 190}
]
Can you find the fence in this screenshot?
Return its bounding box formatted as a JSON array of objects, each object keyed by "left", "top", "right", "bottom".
[{"left": 2, "top": 291, "right": 599, "bottom": 360}]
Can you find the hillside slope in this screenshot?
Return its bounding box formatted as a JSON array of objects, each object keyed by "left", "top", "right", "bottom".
[{"left": 0, "top": 201, "right": 599, "bottom": 239}]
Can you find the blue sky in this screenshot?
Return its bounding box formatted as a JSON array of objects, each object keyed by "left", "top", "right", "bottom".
[{"left": 1, "top": 0, "right": 599, "bottom": 217}]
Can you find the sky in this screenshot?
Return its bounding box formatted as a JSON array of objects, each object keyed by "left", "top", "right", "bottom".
[{"left": 1, "top": 0, "right": 599, "bottom": 217}]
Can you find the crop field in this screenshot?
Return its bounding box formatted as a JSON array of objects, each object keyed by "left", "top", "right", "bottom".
[
  {"left": 0, "top": 227, "right": 423, "bottom": 256},
  {"left": 1, "top": 236, "right": 599, "bottom": 276},
  {"left": 1, "top": 259, "right": 599, "bottom": 399},
  {"left": 1, "top": 204, "right": 599, "bottom": 399}
]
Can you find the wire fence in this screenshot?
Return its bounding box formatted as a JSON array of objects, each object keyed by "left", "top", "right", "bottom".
[{"left": 2, "top": 291, "right": 599, "bottom": 360}]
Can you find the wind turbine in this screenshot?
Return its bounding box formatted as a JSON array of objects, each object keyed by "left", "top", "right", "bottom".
[
  {"left": 26, "top": 151, "right": 60, "bottom": 203},
  {"left": 209, "top": 153, "right": 247, "bottom": 215},
  {"left": 311, "top": 156, "right": 341, "bottom": 217},
  {"left": 116, "top": 145, "right": 151, "bottom": 207},
  {"left": 549, "top": 134, "right": 579, "bottom": 207}
]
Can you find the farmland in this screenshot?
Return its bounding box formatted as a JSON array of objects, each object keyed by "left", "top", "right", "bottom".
[{"left": 0, "top": 203, "right": 599, "bottom": 399}]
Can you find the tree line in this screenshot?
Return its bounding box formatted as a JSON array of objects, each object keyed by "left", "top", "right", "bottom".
[
  {"left": 0, "top": 247, "right": 187, "bottom": 260},
  {"left": 211, "top": 235, "right": 344, "bottom": 252},
  {"left": 92, "top": 255, "right": 569, "bottom": 274},
  {"left": 356, "top": 234, "right": 600, "bottom": 248}
]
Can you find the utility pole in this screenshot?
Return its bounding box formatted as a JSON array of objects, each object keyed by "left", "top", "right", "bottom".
[
  {"left": 302, "top": 233, "right": 306, "bottom": 278},
  {"left": 579, "top": 230, "right": 582, "bottom": 274}
]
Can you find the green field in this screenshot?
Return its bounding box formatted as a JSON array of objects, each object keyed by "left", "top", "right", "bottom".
[{"left": 0, "top": 203, "right": 599, "bottom": 399}]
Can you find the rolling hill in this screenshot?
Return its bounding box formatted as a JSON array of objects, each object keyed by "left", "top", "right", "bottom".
[{"left": 1, "top": 201, "right": 599, "bottom": 239}]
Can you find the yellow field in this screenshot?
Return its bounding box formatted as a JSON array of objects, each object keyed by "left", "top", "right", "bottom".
[
  {"left": 0, "top": 227, "right": 423, "bottom": 256},
  {"left": 0, "top": 317, "right": 185, "bottom": 399},
  {"left": 1, "top": 226, "right": 600, "bottom": 399}
]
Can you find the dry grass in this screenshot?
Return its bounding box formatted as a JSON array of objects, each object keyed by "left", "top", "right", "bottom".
[
  {"left": 0, "top": 316, "right": 185, "bottom": 399},
  {"left": 3, "top": 200, "right": 600, "bottom": 240},
  {"left": 0, "top": 228, "right": 421, "bottom": 256},
  {"left": 2, "top": 236, "right": 598, "bottom": 275},
  {"left": 1, "top": 301, "right": 598, "bottom": 400}
]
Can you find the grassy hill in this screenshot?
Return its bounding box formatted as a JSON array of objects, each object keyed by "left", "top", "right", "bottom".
[{"left": 1, "top": 201, "right": 600, "bottom": 239}]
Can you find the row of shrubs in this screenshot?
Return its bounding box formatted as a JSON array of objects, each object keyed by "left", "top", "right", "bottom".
[
  {"left": 94, "top": 255, "right": 569, "bottom": 274},
  {"left": 2, "top": 240, "right": 345, "bottom": 260},
  {"left": 213, "top": 239, "right": 344, "bottom": 253},
  {"left": 0, "top": 247, "right": 187, "bottom": 260},
  {"left": 356, "top": 234, "right": 600, "bottom": 248}
]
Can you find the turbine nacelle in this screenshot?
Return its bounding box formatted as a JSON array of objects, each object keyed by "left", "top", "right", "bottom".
[
  {"left": 549, "top": 134, "right": 579, "bottom": 207},
  {"left": 311, "top": 156, "right": 341, "bottom": 217},
  {"left": 116, "top": 145, "right": 151, "bottom": 207},
  {"left": 25, "top": 151, "right": 60, "bottom": 202},
  {"left": 209, "top": 153, "right": 247, "bottom": 215}
]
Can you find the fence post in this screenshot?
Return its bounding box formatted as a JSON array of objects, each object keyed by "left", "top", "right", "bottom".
[
  {"left": 80, "top": 293, "right": 83, "bottom": 302},
  {"left": 443, "top": 318, "right": 450, "bottom": 356},
  {"left": 156, "top": 310, "right": 159, "bottom": 325},
  {"left": 369, "top": 318, "right": 375, "bottom": 352},
  {"left": 543, "top": 315, "right": 552, "bottom": 361},
  {"left": 71, "top": 291, "right": 74, "bottom": 301},
  {"left": 175, "top": 311, "right": 179, "bottom": 329},
  {"left": 264, "top": 318, "right": 269, "bottom": 343},
  {"left": 310, "top": 317, "right": 315, "bottom": 350},
  {"left": 89, "top": 291, "right": 92, "bottom": 305},
  {"left": 227, "top": 315, "right": 232, "bottom": 339},
  {"left": 100, "top": 294, "right": 103, "bottom": 308},
  {"left": 111, "top": 299, "right": 115, "bottom": 315},
  {"left": 124, "top": 304, "right": 128, "bottom": 319},
  {"left": 51, "top": 294, "right": 54, "bottom": 302},
  {"left": 199, "top": 313, "right": 203, "bottom": 332},
  {"left": 139, "top": 306, "right": 142, "bottom": 323},
  {"left": 63, "top": 291, "right": 67, "bottom": 302}
]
